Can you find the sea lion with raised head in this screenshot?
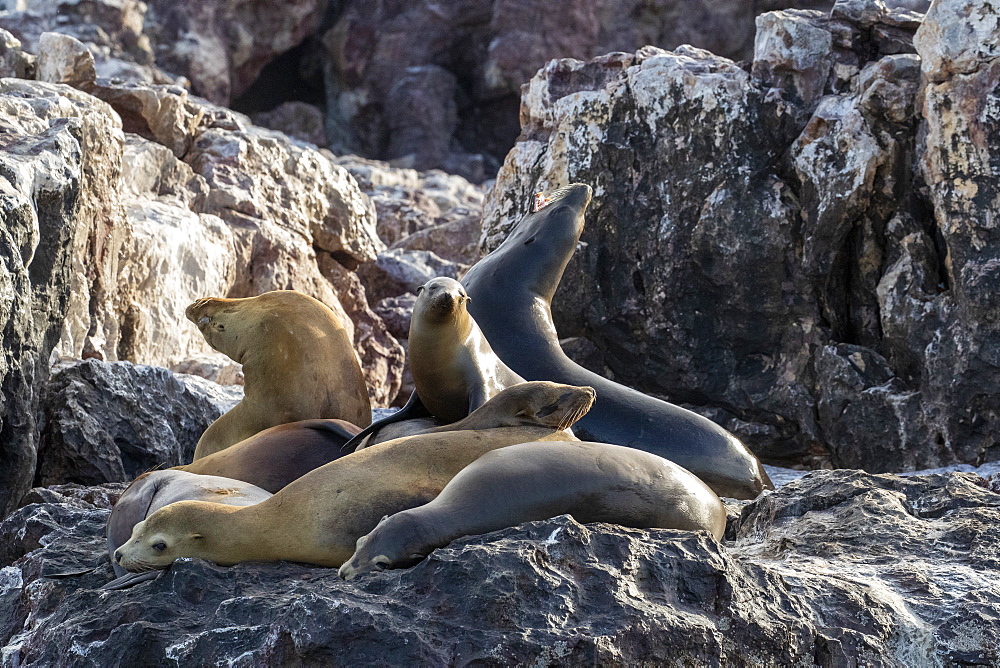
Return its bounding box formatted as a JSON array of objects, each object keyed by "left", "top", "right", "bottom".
[
  {"left": 114, "top": 382, "right": 595, "bottom": 573},
  {"left": 106, "top": 469, "right": 272, "bottom": 580},
  {"left": 338, "top": 440, "right": 726, "bottom": 579},
  {"left": 341, "top": 276, "right": 524, "bottom": 451},
  {"left": 188, "top": 290, "right": 371, "bottom": 460},
  {"left": 461, "top": 184, "right": 772, "bottom": 499},
  {"left": 175, "top": 419, "right": 361, "bottom": 492}
]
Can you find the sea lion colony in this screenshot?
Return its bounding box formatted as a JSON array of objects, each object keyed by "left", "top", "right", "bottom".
[{"left": 111, "top": 185, "right": 771, "bottom": 585}]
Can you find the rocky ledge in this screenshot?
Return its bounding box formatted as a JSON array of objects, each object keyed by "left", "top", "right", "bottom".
[{"left": 1, "top": 470, "right": 998, "bottom": 665}]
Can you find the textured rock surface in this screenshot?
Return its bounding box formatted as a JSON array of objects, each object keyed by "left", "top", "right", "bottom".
[
  {"left": 0, "top": 46, "right": 402, "bottom": 402},
  {"left": 482, "top": 0, "right": 999, "bottom": 471},
  {"left": 321, "top": 0, "right": 838, "bottom": 181},
  {"left": 0, "top": 0, "right": 322, "bottom": 104},
  {"left": 1, "top": 470, "right": 997, "bottom": 665},
  {"left": 0, "top": 79, "right": 86, "bottom": 517},
  {"left": 35, "top": 360, "right": 241, "bottom": 487}
]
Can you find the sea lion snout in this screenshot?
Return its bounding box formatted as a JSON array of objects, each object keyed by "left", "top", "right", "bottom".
[
  {"left": 416, "top": 277, "right": 469, "bottom": 315},
  {"left": 114, "top": 549, "right": 122, "bottom": 563},
  {"left": 185, "top": 297, "right": 217, "bottom": 324}
]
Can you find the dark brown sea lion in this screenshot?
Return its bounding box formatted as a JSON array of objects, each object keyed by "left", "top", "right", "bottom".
[
  {"left": 114, "top": 383, "right": 595, "bottom": 572},
  {"left": 338, "top": 440, "right": 726, "bottom": 579},
  {"left": 461, "top": 183, "right": 772, "bottom": 499},
  {"left": 187, "top": 290, "right": 371, "bottom": 460},
  {"left": 175, "top": 419, "right": 361, "bottom": 492}
]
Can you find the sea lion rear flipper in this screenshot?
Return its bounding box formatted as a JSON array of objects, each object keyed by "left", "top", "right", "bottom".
[{"left": 341, "top": 391, "right": 431, "bottom": 451}]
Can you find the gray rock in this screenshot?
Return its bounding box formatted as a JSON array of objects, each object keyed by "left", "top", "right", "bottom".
[
  {"left": 357, "top": 248, "right": 466, "bottom": 305},
  {"left": 1, "top": 470, "right": 998, "bottom": 665},
  {"left": 372, "top": 294, "right": 416, "bottom": 340},
  {"left": 35, "top": 360, "right": 242, "bottom": 487},
  {"left": 36, "top": 32, "right": 96, "bottom": 85}
]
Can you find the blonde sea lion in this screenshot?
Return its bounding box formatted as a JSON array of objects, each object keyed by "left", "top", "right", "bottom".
[
  {"left": 341, "top": 277, "right": 524, "bottom": 451},
  {"left": 462, "top": 184, "right": 772, "bottom": 499},
  {"left": 187, "top": 290, "right": 371, "bottom": 460},
  {"left": 114, "top": 382, "right": 596, "bottom": 572},
  {"left": 105, "top": 469, "right": 272, "bottom": 580},
  {"left": 339, "top": 441, "right": 726, "bottom": 579}
]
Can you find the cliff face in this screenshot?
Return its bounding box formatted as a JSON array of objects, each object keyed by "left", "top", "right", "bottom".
[{"left": 482, "top": 0, "right": 1000, "bottom": 471}]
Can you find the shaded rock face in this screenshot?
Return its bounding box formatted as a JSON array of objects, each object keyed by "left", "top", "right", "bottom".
[
  {"left": 0, "top": 0, "right": 324, "bottom": 105},
  {"left": 35, "top": 360, "right": 242, "bottom": 487},
  {"left": 1, "top": 471, "right": 997, "bottom": 665},
  {"left": 321, "top": 0, "right": 838, "bottom": 182},
  {"left": 482, "top": 0, "right": 999, "bottom": 471}
]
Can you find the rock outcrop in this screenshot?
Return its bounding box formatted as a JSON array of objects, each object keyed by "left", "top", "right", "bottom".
[
  {"left": 481, "top": 0, "right": 999, "bottom": 471},
  {"left": 1, "top": 470, "right": 997, "bottom": 665},
  {"left": 35, "top": 360, "right": 241, "bottom": 488}
]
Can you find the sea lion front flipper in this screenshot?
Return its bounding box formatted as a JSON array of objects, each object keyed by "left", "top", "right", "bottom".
[
  {"left": 341, "top": 391, "right": 432, "bottom": 452},
  {"left": 100, "top": 571, "right": 162, "bottom": 590}
]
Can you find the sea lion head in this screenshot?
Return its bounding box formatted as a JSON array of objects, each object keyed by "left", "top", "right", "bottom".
[
  {"left": 482, "top": 381, "right": 596, "bottom": 431},
  {"left": 338, "top": 512, "right": 428, "bottom": 580},
  {"left": 185, "top": 290, "right": 332, "bottom": 364},
  {"left": 412, "top": 277, "right": 471, "bottom": 326},
  {"left": 487, "top": 183, "right": 592, "bottom": 301},
  {"left": 115, "top": 501, "right": 218, "bottom": 573}
]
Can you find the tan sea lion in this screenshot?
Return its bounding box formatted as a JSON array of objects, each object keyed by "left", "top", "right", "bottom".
[
  {"left": 338, "top": 441, "right": 726, "bottom": 579},
  {"left": 175, "top": 419, "right": 361, "bottom": 493},
  {"left": 188, "top": 290, "right": 371, "bottom": 460},
  {"left": 341, "top": 277, "right": 524, "bottom": 451},
  {"left": 114, "top": 382, "right": 596, "bottom": 573},
  {"left": 106, "top": 470, "right": 272, "bottom": 579}
]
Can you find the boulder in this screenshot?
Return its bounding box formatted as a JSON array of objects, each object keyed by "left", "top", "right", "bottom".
[
  {"left": 253, "top": 101, "right": 326, "bottom": 147},
  {"left": 35, "top": 360, "right": 242, "bottom": 487},
  {"left": 335, "top": 155, "right": 486, "bottom": 264},
  {"left": 1, "top": 470, "right": 997, "bottom": 664},
  {"left": 357, "top": 249, "right": 466, "bottom": 305},
  {"left": 481, "top": 2, "right": 999, "bottom": 471}
]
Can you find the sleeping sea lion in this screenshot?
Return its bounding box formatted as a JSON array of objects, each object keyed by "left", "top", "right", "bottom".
[
  {"left": 188, "top": 290, "right": 371, "bottom": 460},
  {"left": 114, "top": 382, "right": 595, "bottom": 572},
  {"left": 341, "top": 277, "right": 524, "bottom": 451},
  {"left": 106, "top": 469, "right": 272, "bottom": 579},
  {"left": 461, "top": 183, "right": 772, "bottom": 499},
  {"left": 338, "top": 440, "right": 726, "bottom": 579}
]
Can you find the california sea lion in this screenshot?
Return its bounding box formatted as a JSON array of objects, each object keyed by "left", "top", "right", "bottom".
[
  {"left": 461, "top": 184, "right": 772, "bottom": 499},
  {"left": 342, "top": 277, "right": 524, "bottom": 451},
  {"left": 106, "top": 470, "right": 272, "bottom": 579},
  {"left": 338, "top": 440, "right": 726, "bottom": 579},
  {"left": 114, "top": 382, "right": 595, "bottom": 573},
  {"left": 187, "top": 290, "right": 371, "bottom": 460},
  {"left": 175, "top": 419, "right": 361, "bottom": 492}
]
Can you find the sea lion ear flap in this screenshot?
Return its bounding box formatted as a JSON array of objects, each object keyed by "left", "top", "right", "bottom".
[
  {"left": 191, "top": 534, "right": 204, "bottom": 541},
  {"left": 415, "top": 286, "right": 425, "bottom": 295}
]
